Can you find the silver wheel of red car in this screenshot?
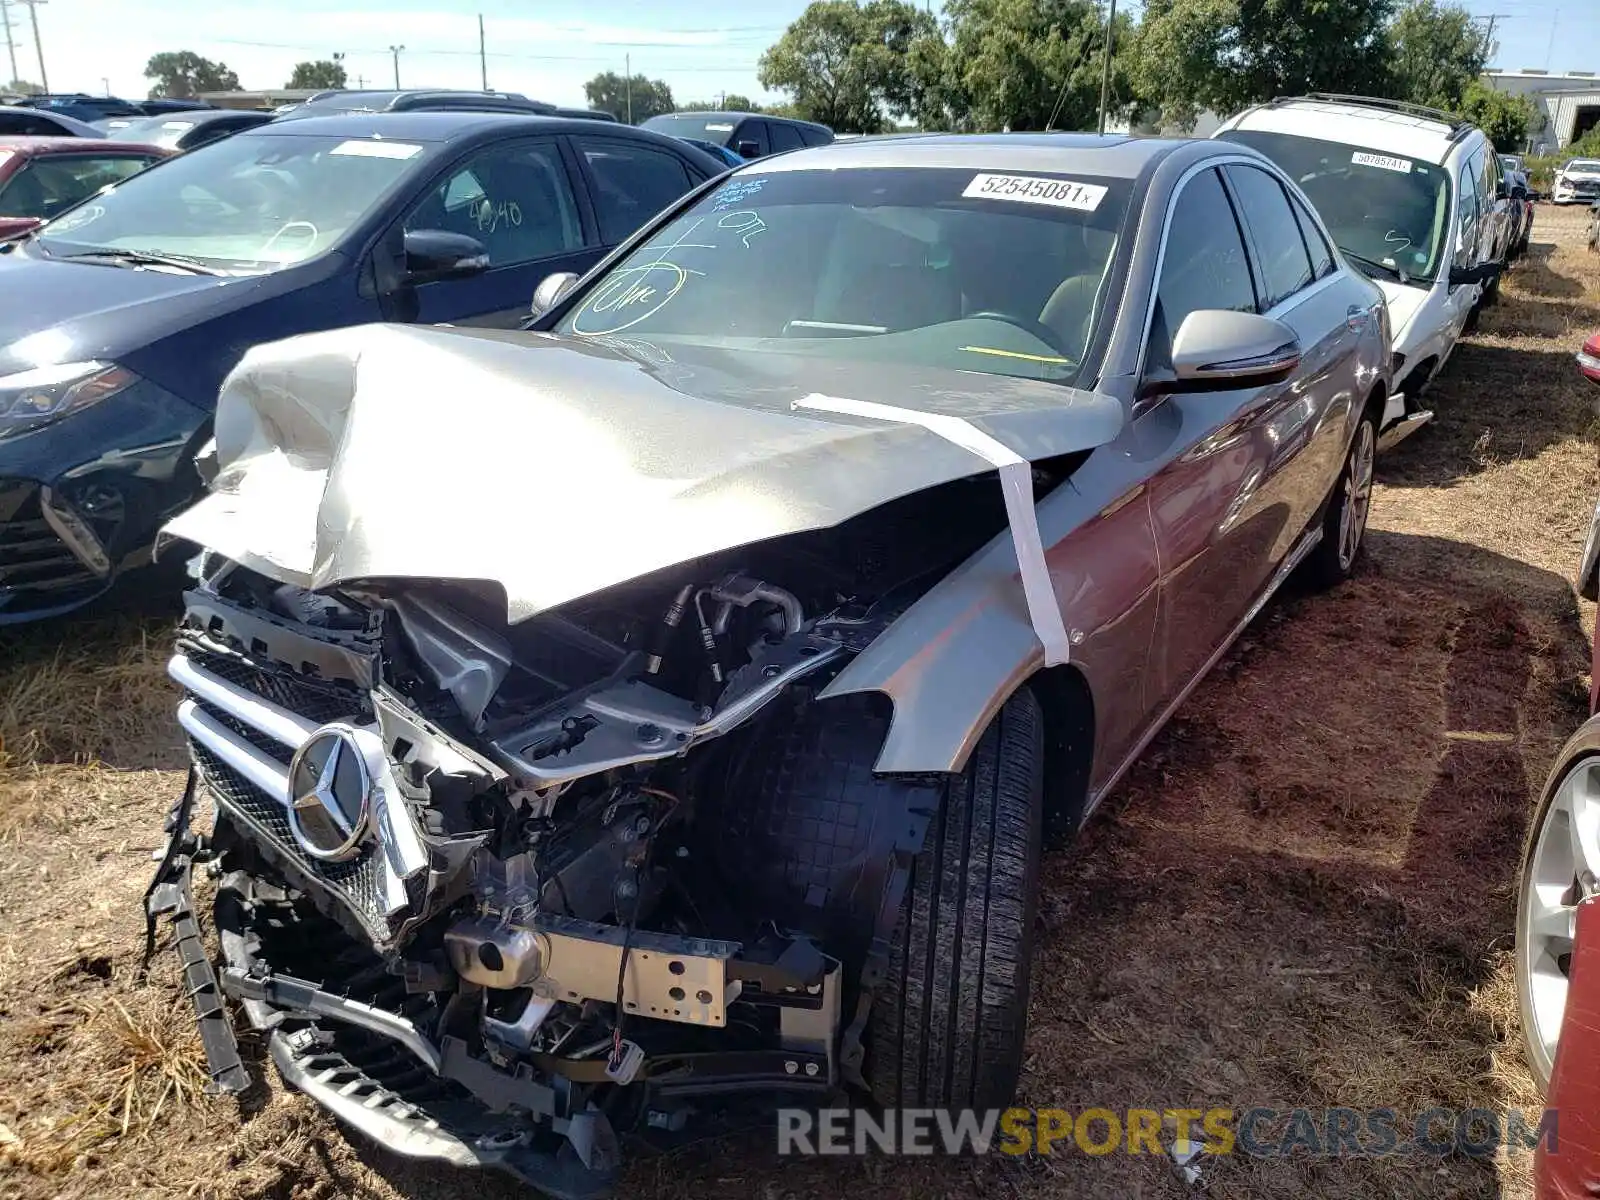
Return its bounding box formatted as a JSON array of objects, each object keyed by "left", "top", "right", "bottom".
[
  {"left": 1518, "top": 750, "right": 1600, "bottom": 1091},
  {"left": 1336, "top": 418, "right": 1376, "bottom": 572}
]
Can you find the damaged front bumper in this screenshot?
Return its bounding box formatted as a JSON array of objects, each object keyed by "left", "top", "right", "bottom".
[{"left": 145, "top": 768, "right": 846, "bottom": 1200}]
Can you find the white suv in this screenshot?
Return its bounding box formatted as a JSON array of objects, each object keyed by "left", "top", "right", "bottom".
[{"left": 1215, "top": 95, "right": 1509, "bottom": 450}]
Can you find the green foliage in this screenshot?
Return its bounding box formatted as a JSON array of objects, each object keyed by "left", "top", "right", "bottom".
[
  {"left": 3, "top": 79, "right": 43, "bottom": 96},
  {"left": 1567, "top": 126, "right": 1600, "bottom": 158},
  {"left": 1460, "top": 81, "right": 1537, "bottom": 152},
  {"left": 144, "top": 51, "right": 240, "bottom": 99},
  {"left": 582, "top": 72, "right": 675, "bottom": 123},
  {"left": 286, "top": 60, "right": 347, "bottom": 90},
  {"left": 721, "top": 94, "right": 761, "bottom": 112},
  {"left": 1385, "top": 0, "right": 1483, "bottom": 110},
  {"left": 938, "top": 0, "right": 1138, "bottom": 132},
  {"left": 757, "top": 0, "right": 943, "bottom": 133}
]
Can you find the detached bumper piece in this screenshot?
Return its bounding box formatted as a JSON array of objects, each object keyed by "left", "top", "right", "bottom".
[{"left": 142, "top": 773, "right": 250, "bottom": 1095}]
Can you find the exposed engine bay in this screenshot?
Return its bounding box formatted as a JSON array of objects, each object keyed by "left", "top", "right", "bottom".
[{"left": 148, "top": 470, "right": 1061, "bottom": 1198}]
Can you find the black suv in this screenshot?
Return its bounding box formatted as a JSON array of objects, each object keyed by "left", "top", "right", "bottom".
[{"left": 641, "top": 110, "right": 834, "bottom": 157}]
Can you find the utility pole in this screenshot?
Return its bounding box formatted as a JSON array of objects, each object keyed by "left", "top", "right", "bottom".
[
  {"left": 0, "top": 1, "right": 18, "bottom": 87},
  {"left": 478, "top": 14, "right": 488, "bottom": 91},
  {"left": 101, "top": 75, "right": 109, "bottom": 95},
  {"left": 625, "top": 52, "right": 632, "bottom": 123},
  {"left": 1096, "top": 0, "right": 1117, "bottom": 135},
  {"left": 1477, "top": 12, "right": 1507, "bottom": 63},
  {"left": 11, "top": 0, "right": 45, "bottom": 92},
  {"left": 389, "top": 44, "right": 404, "bottom": 90}
]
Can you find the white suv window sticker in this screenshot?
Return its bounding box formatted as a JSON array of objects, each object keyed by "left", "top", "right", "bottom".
[
  {"left": 1351, "top": 151, "right": 1413, "bottom": 175},
  {"left": 962, "top": 172, "right": 1106, "bottom": 211}
]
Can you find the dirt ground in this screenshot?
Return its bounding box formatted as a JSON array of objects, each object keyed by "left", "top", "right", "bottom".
[{"left": 2, "top": 206, "right": 1598, "bottom": 1200}]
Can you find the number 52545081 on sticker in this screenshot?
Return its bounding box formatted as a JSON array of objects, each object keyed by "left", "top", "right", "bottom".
[{"left": 961, "top": 173, "right": 1107, "bottom": 212}]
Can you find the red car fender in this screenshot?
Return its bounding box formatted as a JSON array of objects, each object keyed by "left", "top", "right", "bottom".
[{"left": 1537, "top": 894, "right": 1600, "bottom": 1197}]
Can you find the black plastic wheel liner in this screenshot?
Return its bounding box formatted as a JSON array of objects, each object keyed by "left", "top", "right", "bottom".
[{"left": 698, "top": 689, "right": 943, "bottom": 1080}]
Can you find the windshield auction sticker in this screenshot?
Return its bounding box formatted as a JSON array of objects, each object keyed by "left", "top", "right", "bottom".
[
  {"left": 330, "top": 139, "right": 423, "bottom": 159},
  {"left": 1351, "top": 151, "right": 1413, "bottom": 174},
  {"left": 962, "top": 173, "right": 1106, "bottom": 211}
]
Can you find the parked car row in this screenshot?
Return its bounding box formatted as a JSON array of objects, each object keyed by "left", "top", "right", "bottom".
[{"left": 0, "top": 84, "right": 1563, "bottom": 1199}]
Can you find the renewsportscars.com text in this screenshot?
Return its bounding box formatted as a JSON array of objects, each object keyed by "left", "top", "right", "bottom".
[{"left": 777, "top": 1107, "right": 1557, "bottom": 1158}]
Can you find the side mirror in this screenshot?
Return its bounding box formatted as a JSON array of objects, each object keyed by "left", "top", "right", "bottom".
[
  {"left": 1448, "top": 262, "right": 1501, "bottom": 287},
  {"left": 529, "top": 270, "right": 579, "bottom": 318},
  {"left": 402, "top": 229, "right": 489, "bottom": 285},
  {"left": 1163, "top": 310, "right": 1301, "bottom": 392},
  {"left": 737, "top": 140, "right": 761, "bottom": 158},
  {"left": 1495, "top": 181, "right": 1509, "bottom": 201}
]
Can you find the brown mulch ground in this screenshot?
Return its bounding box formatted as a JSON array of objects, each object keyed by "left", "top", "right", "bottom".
[{"left": 1, "top": 206, "right": 1597, "bottom": 1200}]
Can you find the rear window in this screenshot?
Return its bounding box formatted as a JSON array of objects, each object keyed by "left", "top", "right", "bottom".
[{"left": 640, "top": 114, "right": 743, "bottom": 146}]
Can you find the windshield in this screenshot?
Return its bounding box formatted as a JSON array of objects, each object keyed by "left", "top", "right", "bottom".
[
  {"left": 1218, "top": 129, "right": 1452, "bottom": 284},
  {"left": 1566, "top": 159, "right": 1600, "bottom": 173},
  {"left": 0, "top": 153, "right": 155, "bottom": 219},
  {"left": 556, "top": 166, "right": 1128, "bottom": 385},
  {"left": 641, "top": 114, "right": 743, "bottom": 145},
  {"left": 38, "top": 132, "right": 428, "bottom": 272}
]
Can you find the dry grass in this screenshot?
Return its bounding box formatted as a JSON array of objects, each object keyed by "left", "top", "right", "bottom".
[{"left": 1, "top": 205, "right": 1598, "bottom": 1200}]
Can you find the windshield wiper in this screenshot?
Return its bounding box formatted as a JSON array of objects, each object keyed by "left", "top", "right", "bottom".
[
  {"left": 57, "top": 249, "right": 223, "bottom": 276},
  {"left": 1339, "top": 249, "right": 1402, "bottom": 282}
]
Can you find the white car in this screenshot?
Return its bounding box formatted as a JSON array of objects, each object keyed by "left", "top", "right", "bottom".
[
  {"left": 1553, "top": 157, "right": 1600, "bottom": 205},
  {"left": 1215, "top": 94, "right": 1509, "bottom": 451}
]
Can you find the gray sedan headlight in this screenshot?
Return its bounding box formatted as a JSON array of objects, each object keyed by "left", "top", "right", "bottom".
[{"left": 0, "top": 360, "right": 138, "bottom": 441}]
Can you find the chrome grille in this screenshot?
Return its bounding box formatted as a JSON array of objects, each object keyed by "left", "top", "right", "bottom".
[{"left": 170, "top": 649, "right": 428, "bottom": 946}]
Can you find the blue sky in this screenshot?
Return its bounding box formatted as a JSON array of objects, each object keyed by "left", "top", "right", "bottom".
[
  {"left": 5, "top": 0, "right": 1595, "bottom": 108},
  {"left": 3, "top": 0, "right": 812, "bottom": 104}
]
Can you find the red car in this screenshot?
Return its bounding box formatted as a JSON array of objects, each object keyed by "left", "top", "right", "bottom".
[
  {"left": 0, "top": 136, "right": 168, "bottom": 239},
  {"left": 1520, "top": 329, "right": 1600, "bottom": 1196}
]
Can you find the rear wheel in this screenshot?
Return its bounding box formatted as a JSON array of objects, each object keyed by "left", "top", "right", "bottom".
[
  {"left": 1304, "top": 411, "right": 1376, "bottom": 590},
  {"left": 868, "top": 689, "right": 1044, "bottom": 1109}
]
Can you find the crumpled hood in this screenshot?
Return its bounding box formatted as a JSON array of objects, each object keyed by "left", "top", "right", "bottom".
[{"left": 162, "top": 324, "right": 1125, "bottom": 623}]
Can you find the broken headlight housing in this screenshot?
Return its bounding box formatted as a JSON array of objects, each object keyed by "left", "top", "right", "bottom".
[{"left": 0, "top": 360, "right": 138, "bottom": 441}]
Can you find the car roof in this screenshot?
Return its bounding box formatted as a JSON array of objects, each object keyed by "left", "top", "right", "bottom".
[
  {"left": 0, "top": 135, "right": 167, "bottom": 156},
  {"left": 650, "top": 110, "right": 831, "bottom": 131},
  {"left": 1224, "top": 96, "right": 1475, "bottom": 164},
  {"left": 237, "top": 110, "right": 638, "bottom": 142},
  {"left": 746, "top": 132, "right": 1178, "bottom": 179},
  {"left": 0, "top": 105, "right": 103, "bottom": 136}
]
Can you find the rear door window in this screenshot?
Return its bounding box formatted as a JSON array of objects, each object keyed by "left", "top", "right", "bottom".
[
  {"left": 769, "top": 122, "right": 804, "bottom": 153},
  {"left": 575, "top": 137, "right": 697, "bottom": 244},
  {"left": 1223, "top": 164, "right": 1315, "bottom": 310}
]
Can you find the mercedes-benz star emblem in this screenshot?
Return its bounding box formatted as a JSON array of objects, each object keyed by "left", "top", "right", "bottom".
[{"left": 286, "top": 726, "right": 372, "bottom": 862}]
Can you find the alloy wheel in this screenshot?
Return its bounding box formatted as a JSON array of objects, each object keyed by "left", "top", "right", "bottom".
[
  {"left": 1336, "top": 420, "right": 1375, "bottom": 571},
  {"left": 1520, "top": 757, "right": 1600, "bottom": 1084}
]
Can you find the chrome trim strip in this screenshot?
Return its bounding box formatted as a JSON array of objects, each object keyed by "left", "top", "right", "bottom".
[
  {"left": 178, "top": 698, "right": 291, "bottom": 802},
  {"left": 169, "top": 653, "right": 318, "bottom": 750}
]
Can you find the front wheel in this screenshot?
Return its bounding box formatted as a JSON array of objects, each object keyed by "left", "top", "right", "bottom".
[
  {"left": 1516, "top": 727, "right": 1600, "bottom": 1092},
  {"left": 1304, "top": 412, "right": 1376, "bottom": 589},
  {"left": 869, "top": 688, "right": 1044, "bottom": 1110}
]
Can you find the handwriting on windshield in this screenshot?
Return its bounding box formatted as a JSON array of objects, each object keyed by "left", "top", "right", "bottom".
[
  {"left": 570, "top": 212, "right": 764, "bottom": 336},
  {"left": 475, "top": 198, "right": 522, "bottom": 234}
]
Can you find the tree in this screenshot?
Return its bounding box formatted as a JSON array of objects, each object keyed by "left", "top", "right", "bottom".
[
  {"left": 582, "top": 72, "right": 675, "bottom": 122},
  {"left": 144, "top": 51, "right": 241, "bottom": 99},
  {"left": 757, "top": 0, "right": 943, "bottom": 133},
  {"left": 1461, "top": 81, "right": 1537, "bottom": 152},
  {"left": 1131, "top": 0, "right": 1393, "bottom": 130},
  {"left": 287, "top": 60, "right": 348, "bottom": 90},
  {"left": 4, "top": 79, "right": 43, "bottom": 95},
  {"left": 936, "top": 0, "right": 1140, "bottom": 132},
  {"left": 1385, "top": 0, "right": 1483, "bottom": 111},
  {"left": 721, "top": 93, "right": 760, "bottom": 112}
]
